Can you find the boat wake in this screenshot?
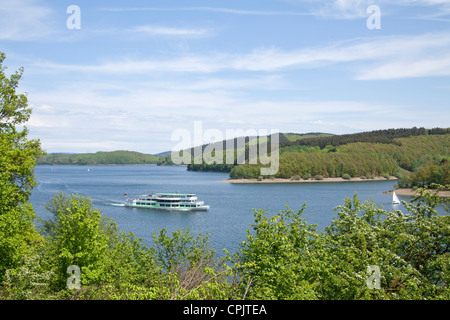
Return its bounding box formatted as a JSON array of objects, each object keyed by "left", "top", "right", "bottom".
[{"left": 103, "top": 202, "right": 126, "bottom": 207}]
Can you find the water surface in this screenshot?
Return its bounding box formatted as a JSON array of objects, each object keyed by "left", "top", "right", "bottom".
[{"left": 31, "top": 165, "right": 403, "bottom": 253}]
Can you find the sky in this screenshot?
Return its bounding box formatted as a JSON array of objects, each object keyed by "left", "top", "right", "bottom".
[{"left": 0, "top": 0, "right": 449, "bottom": 154}]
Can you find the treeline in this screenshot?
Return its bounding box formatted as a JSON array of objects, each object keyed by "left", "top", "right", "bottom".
[
  {"left": 231, "top": 147, "right": 399, "bottom": 180},
  {"left": 279, "top": 127, "right": 450, "bottom": 149},
  {"left": 187, "top": 128, "right": 450, "bottom": 179},
  {"left": 36, "top": 151, "right": 161, "bottom": 165},
  {"left": 228, "top": 130, "right": 449, "bottom": 181},
  {"left": 186, "top": 133, "right": 329, "bottom": 173},
  {"left": 397, "top": 160, "right": 450, "bottom": 189}
]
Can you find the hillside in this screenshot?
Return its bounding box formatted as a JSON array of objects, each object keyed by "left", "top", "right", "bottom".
[
  {"left": 185, "top": 127, "right": 449, "bottom": 188},
  {"left": 186, "top": 132, "right": 331, "bottom": 173},
  {"left": 36, "top": 150, "right": 162, "bottom": 165}
]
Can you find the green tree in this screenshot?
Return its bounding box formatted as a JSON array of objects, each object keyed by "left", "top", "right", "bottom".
[
  {"left": 235, "top": 185, "right": 449, "bottom": 300},
  {"left": 0, "top": 51, "right": 44, "bottom": 283},
  {"left": 235, "top": 205, "right": 319, "bottom": 299},
  {"left": 40, "top": 192, "right": 115, "bottom": 290},
  {"left": 151, "top": 228, "right": 233, "bottom": 300}
]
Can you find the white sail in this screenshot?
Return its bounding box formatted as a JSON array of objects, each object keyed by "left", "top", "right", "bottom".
[{"left": 392, "top": 191, "right": 400, "bottom": 204}]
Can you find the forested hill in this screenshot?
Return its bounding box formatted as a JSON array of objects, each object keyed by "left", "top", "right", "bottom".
[
  {"left": 187, "top": 127, "right": 450, "bottom": 187},
  {"left": 279, "top": 127, "right": 449, "bottom": 149},
  {"left": 36, "top": 150, "right": 162, "bottom": 165}
]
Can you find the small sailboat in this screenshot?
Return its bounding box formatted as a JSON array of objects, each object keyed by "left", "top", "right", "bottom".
[{"left": 392, "top": 191, "right": 400, "bottom": 204}]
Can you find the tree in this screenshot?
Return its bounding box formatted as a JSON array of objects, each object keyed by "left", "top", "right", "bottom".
[
  {"left": 151, "top": 228, "right": 233, "bottom": 300},
  {"left": 235, "top": 205, "right": 319, "bottom": 299},
  {"left": 235, "top": 185, "right": 449, "bottom": 300},
  {"left": 0, "top": 51, "right": 44, "bottom": 283},
  {"left": 40, "top": 192, "right": 116, "bottom": 290}
]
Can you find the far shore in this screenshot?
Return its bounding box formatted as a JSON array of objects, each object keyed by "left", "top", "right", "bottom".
[
  {"left": 385, "top": 188, "right": 450, "bottom": 198},
  {"left": 222, "top": 176, "right": 397, "bottom": 184},
  {"left": 222, "top": 176, "right": 450, "bottom": 198}
]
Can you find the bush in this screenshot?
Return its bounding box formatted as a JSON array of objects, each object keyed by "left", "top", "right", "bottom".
[
  {"left": 40, "top": 192, "right": 115, "bottom": 290},
  {"left": 235, "top": 184, "right": 450, "bottom": 300},
  {"left": 342, "top": 173, "right": 352, "bottom": 180},
  {"left": 314, "top": 175, "right": 324, "bottom": 180}
]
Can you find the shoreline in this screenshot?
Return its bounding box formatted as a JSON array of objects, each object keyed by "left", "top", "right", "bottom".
[
  {"left": 36, "top": 164, "right": 187, "bottom": 167},
  {"left": 384, "top": 188, "right": 450, "bottom": 198},
  {"left": 222, "top": 177, "right": 449, "bottom": 198},
  {"left": 222, "top": 176, "right": 397, "bottom": 184}
]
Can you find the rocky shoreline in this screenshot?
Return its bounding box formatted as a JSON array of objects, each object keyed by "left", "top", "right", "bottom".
[{"left": 222, "top": 176, "right": 397, "bottom": 184}]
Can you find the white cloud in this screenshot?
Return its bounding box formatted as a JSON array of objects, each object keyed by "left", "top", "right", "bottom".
[
  {"left": 101, "top": 6, "right": 311, "bottom": 16},
  {"left": 128, "top": 25, "right": 212, "bottom": 37},
  {"left": 31, "top": 31, "right": 450, "bottom": 80},
  {"left": 284, "top": 0, "right": 450, "bottom": 19},
  {"left": 357, "top": 55, "right": 450, "bottom": 80},
  {"left": 26, "top": 75, "right": 410, "bottom": 153},
  {"left": 0, "top": 0, "right": 55, "bottom": 41}
]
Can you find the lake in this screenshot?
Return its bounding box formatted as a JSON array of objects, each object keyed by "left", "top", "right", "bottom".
[{"left": 30, "top": 165, "right": 405, "bottom": 253}]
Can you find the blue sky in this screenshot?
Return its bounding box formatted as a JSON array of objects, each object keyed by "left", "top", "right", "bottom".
[{"left": 1, "top": 0, "right": 449, "bottom": 154}]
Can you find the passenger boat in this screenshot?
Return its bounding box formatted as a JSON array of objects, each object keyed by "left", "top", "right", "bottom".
[{"left": 124, "top": 192, "right": 210, "bottom": 211}]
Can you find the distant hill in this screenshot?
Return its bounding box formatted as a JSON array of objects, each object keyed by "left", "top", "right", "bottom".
[
  {"left": 36, "top": 128, "right": 449, "bottom": 189},
  {"left": 36, "top": 150, "right": 161, "bottom": 165},
  {"left": 154, "top": 151, "right": 172, "bottom": 158},
  {"left": 183, "top": 127, "right": 449, "bottom": 187}
]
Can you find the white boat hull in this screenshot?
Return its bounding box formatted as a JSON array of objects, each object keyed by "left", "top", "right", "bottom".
[{"left": 124, "top": 203, "right": 210, "bottom": 211}]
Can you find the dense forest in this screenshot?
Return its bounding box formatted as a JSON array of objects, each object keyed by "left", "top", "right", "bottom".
[
  {"left": 186, "top": 128, "right": 449, "bottom": 189},
  {"left": 36, "top": 150, "right": 162, "bottom": 165}
]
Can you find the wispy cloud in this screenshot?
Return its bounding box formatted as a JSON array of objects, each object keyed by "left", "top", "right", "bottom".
[
  {"left": 284, "top": 0, "right": 450, "bottom": 19},
  {"left": 100, "top": 6, "right": 311, "bottom": 16},
  {"left": 31, "top": 32, "right": 450, "bottom": 80},
  {"left": 27, "top": 82, "right": 410, "bottom": 153},
  {"left": 30, "top": 79, "right": 440, "bottom": 153},
  {"left": 128, "top": 25, "right": 212, "bottom": 37},
  {"left": 0, "top": 0, "right": 55, "bottom": 41}
]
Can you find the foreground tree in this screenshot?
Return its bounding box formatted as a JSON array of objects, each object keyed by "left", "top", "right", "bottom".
[
  {"left": 235, "top": 185, "right": 449, "bottom": 300},
  {"left": 0, "top": 51, "right": 44, "bottom": 284}
]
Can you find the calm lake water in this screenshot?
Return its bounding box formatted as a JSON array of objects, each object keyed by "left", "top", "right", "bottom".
[{"left": 30, "top": 165, "right": 405, "bottom": 253}]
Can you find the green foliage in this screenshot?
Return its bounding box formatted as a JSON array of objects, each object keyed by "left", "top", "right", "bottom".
[
  {"left": 2, "top": 255, "right": 53, "bottom": 300},
  {"left": 150, "top": 228, "right": 233, "bottom": 300},
  {"left": 230, "top": 164, "right": 260, "bottom": 179},
  {"left": 157, "top": 154, "right": 175, "bottom": 166},
  {"left": 0, "top": 204, "right": 43, "bottom": 285},
  {"left": 235, "top": 205, "right": 319, "bottom": 299},
  {"left": 20, "top": 192, "right": 233, "bottom": 299},
  {"left": 2, "top": 184, "right": 449, "bottom": 300},
  {"left": 398, "top": 161, "right": 449, "bottom": 189},
  {"left": 234, "top": 185, "right": 450, "bottom": 300},
  {"left": 36, "top": 150, "right": 161, "bottom": 166},
  {"left": 0, "top": 51, "right": 44, "bottom": 284},
  {"left": 280, "top": 127, "right": 448, "bottom": 150},
  {"left": 230, "top": 133, "right": 449, "bottom": 180},
  {"left": 39, "top": 192, "right": 117, "bottom": 290},
  {"left": 0, "top": 52, "right": 31, "bottom": 130}
]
